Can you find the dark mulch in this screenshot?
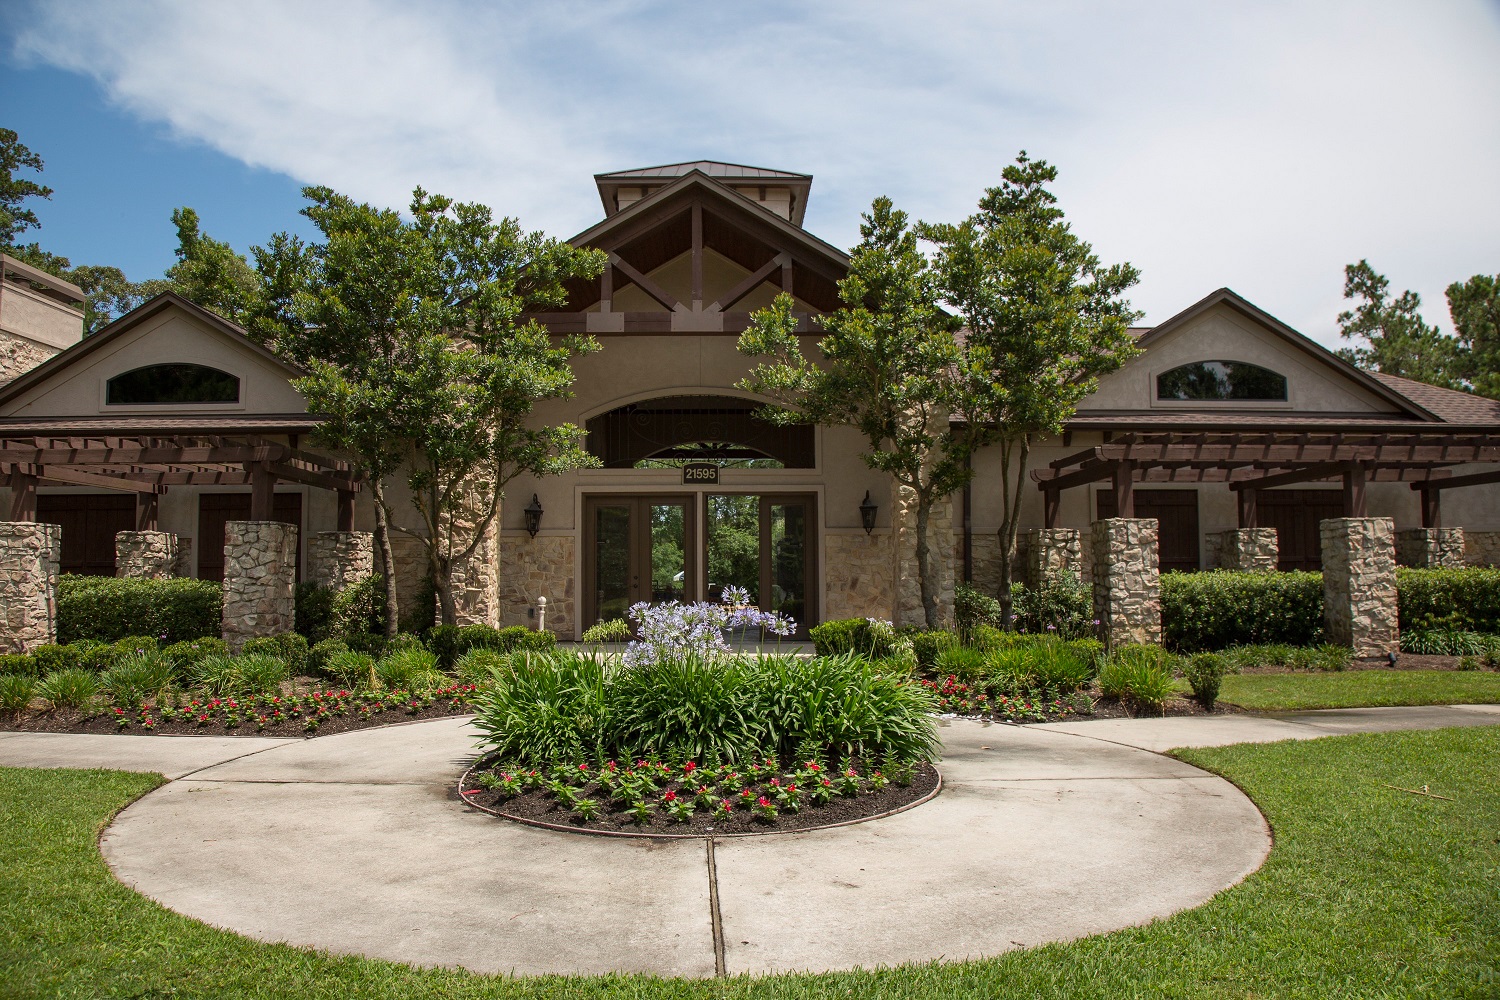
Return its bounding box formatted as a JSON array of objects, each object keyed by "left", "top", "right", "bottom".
[
  {"left": 459, "top": 762, "right": 941, "bottom": 837},
  {"left": 0, "top": 700, "right": 474, "bottom": 739}
]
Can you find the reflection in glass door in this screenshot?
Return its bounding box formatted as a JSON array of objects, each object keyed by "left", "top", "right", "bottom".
[
  {"left": 705, "top": 494, "right": 816, "bottom": 637},
  {"left": 584, "top": 496, "right": 694, "bottom": 628}
]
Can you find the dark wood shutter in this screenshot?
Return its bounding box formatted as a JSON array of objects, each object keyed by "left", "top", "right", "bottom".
[
  {"left": 197, "top": 493, "right": 303, "bottom": 582},
  {"left": 36, "top": 494, "right": 137, "bottom": 576},
  {"left": 1258, "top": 490, "right": 1343, "bottom": 571},
  {"left": 1097, "top": 489, "right": 1201, "bottom": 573}
]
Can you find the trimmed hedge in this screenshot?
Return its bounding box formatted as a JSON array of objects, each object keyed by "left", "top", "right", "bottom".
[
  {"left": 427, "top": 623, "right": 557, "bottom": 670},
  {"left": 57, "top": 576, "right": 221, "bottom": 644},
  {"left": 1161, "top": 570, "right": 1324, "bottom": 652},
  {"left": 1397, "top": 567, "right": 1500, "bottom": 634}
]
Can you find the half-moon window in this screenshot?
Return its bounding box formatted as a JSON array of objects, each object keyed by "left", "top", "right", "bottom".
[
  {"left": 586, "top": 396, "right": 814, "bottom": 469},
  {"left": 106, "top": 364, "right": 241, "bottom": 405},
  {"left": 1156, "top": 361, "right": 1287, "bottom": 402}
]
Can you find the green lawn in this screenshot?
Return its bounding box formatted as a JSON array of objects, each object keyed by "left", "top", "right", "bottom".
[
  {"left": 3, "top": 727, "right": 1498, "bottom": 998},
  {"left": 1213, "top": 669, "right": 1500, "bottom": 711}
]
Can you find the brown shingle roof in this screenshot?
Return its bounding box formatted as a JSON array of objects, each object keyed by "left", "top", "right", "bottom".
[{"left": 1367, "top": 373, "right": 1500, "bottom": 424}]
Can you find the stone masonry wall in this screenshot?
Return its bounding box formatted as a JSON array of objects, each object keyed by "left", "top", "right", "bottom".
[
  {"left": 114, "top": 531, "right": 179, "bottom": 579},
  {"left": 0, "top": 521, "right": 61, "bottom": 653},
  {"left": 1321, "top": 517, "right": 1397, "bottom": 657},
  {"left": 499, "top": 533, "right": 575, "bottom": 637},
  {"left": 825, "top": 531, "right": 895, "bottom": 623},
  {"left": 1467, "top": 531, "right": 1500, "bottom": 568},
  {"left": 0, "top": 331, "right": 56, "bottom": 384},
  {"left": 221, "top": 520, "right": 298, "bottom": 651},
  {"left": 1091, "top": 518, "right": 1160, "bottom": 650},
  {"left": 308, "top": 531, "right": 375, "bottom": 592},
  {"left": 894, "top": 487, "right": 955, "bottom": 629},
  {"left": 1216, "top": 528, "right": 1279, "bottom": 571},
  {"left": 1395, "top": 528, "right": 1466, "bottom": 569},
  {"left": 1025, "top": 528, "right": 1085, "bottom": 589}
]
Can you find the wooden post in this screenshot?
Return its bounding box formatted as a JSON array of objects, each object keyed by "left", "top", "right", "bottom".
[
  {"left": 250, "top": 463, "right": 277, "bottom": 521},
  {"left": 1112, "top": 460, "right": 1135, "bottom": 519},
  {"left": 1237, "top": 488, "right": 1258, "bottom": 529},
  {"left": 781, "top": 255, "right": 794, "bottom": 297},
  {"left": 7, "top": 470, "right": 37, "bottom": 522},
  {"left": 1043, "top": 487, "right": 1060, "bottom": 529},
  {"left": 690, "top": 201, "right": 703, "bottom": 309},
  {"left": 135, "top": 492, "right": 159, "bottom": 531},
  {"left": 1342, "top": 463, "right": 1368, "bottom": 517},
  {"left": 337, "top": 490, "right": 356, "bottom": 532},
  {"left": 600, "top": 259, "right": 613, "bottom": 313},
  {"left": 1419, "top": 487, "right": 1441, "bottom": 529}
]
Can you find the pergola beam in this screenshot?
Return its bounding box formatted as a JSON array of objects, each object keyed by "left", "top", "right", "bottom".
[{"left": 1411, "top": 467, "right": 1500, "bottom": 492}]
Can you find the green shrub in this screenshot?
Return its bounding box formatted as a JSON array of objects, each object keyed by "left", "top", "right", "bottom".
[
  {"left": 471, "top": 650, "right": 940, "bottom": 767},
  {"left": 57, "top": 576, "right": 221, "bottom": 644},
  {"left": 294, "top": 583, "right": 337, "bottom": 641},
  {"left": 1161, "top": 570, "right": 1324, "bottom": 651},
  {"left": 240, "top": 634, "right": 309, "bottom": 675},
  {"left": 808, "top": 618, "right": 894, "bottom": 658},
  {"left": 0, "top": 673, "right": 35, "bottom": 712},
  {"left": 161, "top": 638, "right": 228, "bottom": 674},
  {"left": 111, "top": 636, "right": 159, "bottom": 657},
  {"left": 1012, "top": 572, "right": 1093, "bottom": 640},
  {"left": 1182, "top": 652, "right": 1225, "bottom": 710},
  {"left": 67, "top": 640, "right": 114, "bottom": 674},
  {"left": 342, "top": 632, "right": 387, "bottom": 656},
  {"left": 1286, "top": 643, "right": 1355, "bottom": 671},
  {"left": 102, "top": 652, "right": 176, "bottom": 707},
  {"left": 375, "top": 647, "right": 444, "bottom": 691},
  {"left": 498, "top": 626, "right": 556, "bottom": 652},
  {"left": 192, "top": 655, "right": 241, "bottom": 698},
  {"left": 968, "top": 623, "right": 1016, "bottom": 652},
  {"left": 1066, "top": 637, "right": 1106, "bottom": 669},
  {"left": 328, "top": 575, "right": 384, "bottom": 638},
  {"left": 934, "top": 645, "right": 990, "bottom": 681},
  {"left": 1397, "top": 567, "right": 1500, "bottom": 634},
  {"left": 235, "top": 654, "right": 289, "bottom": 696},
  {"left": 1025, "top": 641, "right": 1096, "bottom": 694},
  {"left": 427, "top": 623, "right": 551, "bottom": 669},
  {"left": 29, "top": 644, "right": 78, "bottom": 675},
  {"left": 909, "top": 630, "right": 958, "bottom": 669},
  {"left": 455, "top": 648, "right": 510, "bottom": 685},
  {"left": 1400, "top": 629, "right": 1496, "bottom": 657},
  {"left": 398, "top": 577, "right": 437, "bottom": 636},
  {"left": 35, "top": 668, "right": 98, "bottom": 708},
  {"left": 955, "top": 584, "right": 1002, "bottom": 641},
  {"left": 581, "top": 618, "right": 631, "bottom": 643},
  {"left": 0, "top": 654, "right": 36, "bottom": 677},
  {"left": 1098, "top": 645, "right": 1175, "bottom": 712},
  {"left": 326, "top": 650, "right": 375, "bottom": 689},
  {"left": 307, "top": 638, "right": 350, "bottom": 678}
]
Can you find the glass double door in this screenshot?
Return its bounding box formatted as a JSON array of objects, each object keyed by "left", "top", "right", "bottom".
[{"left": 583, "top": 493, "right": 816, "bottom": 635}]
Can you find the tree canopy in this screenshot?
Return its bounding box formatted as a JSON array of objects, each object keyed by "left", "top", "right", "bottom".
[{"left": 1335, "top": 260, "right": 1465, "bottom": 389}]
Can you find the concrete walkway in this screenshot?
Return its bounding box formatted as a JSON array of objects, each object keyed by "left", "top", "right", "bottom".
[{"left": 0, "top": 704, "right": 1493, "bottom": 978}]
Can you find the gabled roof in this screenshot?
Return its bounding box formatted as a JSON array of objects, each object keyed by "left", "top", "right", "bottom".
[
  {"left": 596, "top": 160, "right": 810, "bottom": 181},
  {"left": 1136, "top": 287, "right": 1440, "bottom": 422},
  {"left": 594, "top": 161, "right": 815, "bottom": 226},
  {"left": 1368, "top": 372, "right": 1500, "bottom": 424},
  {"left": 0, "top": 291, "right": 304, "bottom": 408}
]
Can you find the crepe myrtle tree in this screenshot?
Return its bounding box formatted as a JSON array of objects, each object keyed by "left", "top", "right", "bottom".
[
  {"left": 257, "top": 186, "right": 605, "bottom": 629},
  {"left": 920, "top": 152, "right": 1142, "bottom": 626},
  {"left": 738, "top": 197, "right": 982, "bottom": 629}
]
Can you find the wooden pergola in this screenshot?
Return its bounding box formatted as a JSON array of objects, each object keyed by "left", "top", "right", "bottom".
[
  {"left": 2, "top": 432, "right": 363, "bottom": 530},
  {"left": 1032, "top": 430, "right": 1500, "bottom": 529}
]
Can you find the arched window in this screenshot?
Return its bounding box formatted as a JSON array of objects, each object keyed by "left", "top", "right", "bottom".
[
  {"left": 585, "top": 395, "right": 814, "bottom": 468},
  {"left": 106, "top": 364, "right": 240, "bottom": 405},
  {"left": 1156, "top": 361, "right": 1287, "bottom": 402}
]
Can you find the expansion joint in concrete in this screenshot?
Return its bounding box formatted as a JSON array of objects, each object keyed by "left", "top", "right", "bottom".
[{"left": 705, "top": 837, "right": 726, "bottom": 978}]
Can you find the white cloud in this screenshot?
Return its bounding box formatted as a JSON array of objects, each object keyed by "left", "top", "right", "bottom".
[{"left": 13, "top": 0, "right": 1500, "bottom": 345}]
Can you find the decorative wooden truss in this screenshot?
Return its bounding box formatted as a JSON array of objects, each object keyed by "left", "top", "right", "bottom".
[
  {"left": 2, "top": 433, "right": 362, "bottom": 531},
  {"left": 1031, "top": 431, "right": 1500, "bottom": 529}
]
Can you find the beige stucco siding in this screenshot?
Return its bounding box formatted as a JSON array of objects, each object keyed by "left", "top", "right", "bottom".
[
  {"left": 1081, "top": 302, "right": 1401, "bottom": 414},
  {"left": 0, "top": 281, "right": 83, "bottom": 352}
]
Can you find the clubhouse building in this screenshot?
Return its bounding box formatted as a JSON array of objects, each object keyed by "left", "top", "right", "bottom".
[{"left": 3, "top": 161, "right": 1499, "bottom": 641}]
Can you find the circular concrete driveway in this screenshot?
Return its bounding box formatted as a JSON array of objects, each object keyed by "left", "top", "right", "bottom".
[{"left": 100, "top": 716, "right": 1270, "bottom": 978}]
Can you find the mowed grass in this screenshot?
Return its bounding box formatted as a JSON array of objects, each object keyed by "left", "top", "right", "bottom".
[
  {"left": 3, "top": 727, "right": 1498, "bottom": 998},
  {"left": 1214, "top": 669, "right": 1500, "bottom": 711}
]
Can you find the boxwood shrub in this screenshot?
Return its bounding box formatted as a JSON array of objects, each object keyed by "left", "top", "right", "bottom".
[
  {"left": 1161, "top": 570, "right": 1324, "bottom": 651},
  {"left": 1397, "top": 567, "right": 1500, "bottom": 634},
  {"left": 57, "top": 576, "right": 222, "bottom": 644}
]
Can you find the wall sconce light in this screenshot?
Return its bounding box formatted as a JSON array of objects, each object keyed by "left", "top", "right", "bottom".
[
  {"left": 524, "top": 494, "right": 544, "bottom": 538},
  {"left": 859, "top": 490, "right": 878, "bottom": 535}
]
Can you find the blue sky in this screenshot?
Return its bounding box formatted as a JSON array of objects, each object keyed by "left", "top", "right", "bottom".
[{"left": 4, "top": 1, "right": 1499, "bottom": 348}]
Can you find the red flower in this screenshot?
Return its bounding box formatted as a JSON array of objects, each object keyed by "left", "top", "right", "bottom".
[
  {"left": 739, "top": 789, "right": 753, "bottom": 799},
  {"left": 663, "top": 790, "right": 677, "bottom": 802},
  {"left": 806, "top": 762, "right": 821, "bottom": 772},
  {"left": 720, "top": 801, "right": 733, "bottom": 813},
  {"left": 757, "top": 796, "right": 770, "bottom": 807},
  {"left": 697, "top": 786, "right": 708, "bottom": 794},
  {"left": 683, "top": 761, "right": 697, "bottom": 774},
  {"left": 770, "top": 777, "right": 781, "bottom": 787},
  {"left": 578, "top": 763, "right": 589, "bottom": 772}
]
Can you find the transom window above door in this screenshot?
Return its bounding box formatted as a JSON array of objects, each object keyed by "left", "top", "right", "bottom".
[
  {"left": 1155, "top": 361, "right": 1287, "bottom": 401},
  {"left": 585, "top": 395, "right": 814, "bottom": 468}
]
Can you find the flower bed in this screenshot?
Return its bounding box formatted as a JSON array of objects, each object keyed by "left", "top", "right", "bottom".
[
  {"left": 459, "top": 754, "right": 940, "bottom": 837},
  {"left": 1, "top": 684, "right": 478, "bottom": 738}
]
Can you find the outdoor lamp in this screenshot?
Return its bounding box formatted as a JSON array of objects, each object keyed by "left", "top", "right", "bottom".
[
  {"left": 524, "top": 494, "right": 544, "bottom": 538},
  {"left": 859, "top": 490, "right": 878, "bottom": 534}
]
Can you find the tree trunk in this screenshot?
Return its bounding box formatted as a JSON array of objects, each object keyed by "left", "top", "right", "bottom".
[
  {"left": 431, "top": 547, "right": 458, "bottom": 627},
  {"left": 369, "top": 478, "right": 400, "bottom": 639},
  {"left": 914, "top": 494, "right": 940, "bottom": 629},
  {"left": 995, "top": 436, "right": 1030, "bottom": 629}
]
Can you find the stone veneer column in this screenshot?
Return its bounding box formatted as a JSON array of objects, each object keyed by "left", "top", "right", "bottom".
[
  {"left": 499, "top": 533, "right": 576, "bottom": 636},
  {"left": 823, "top": 531, "right": 896, "bottom": 623},
  {"left": 0, "top": 521, "right": 61, "bottom": 653},
  {"left": 307, "top": 531, "right": 374, "bottom": 591},
  {"left": 1320, "top": 517, "right": 1397, "bottom": 657},
  {"left": 1465, "top": 531, "right": 1500, "bottom": 567},
  {"left": 1091, "top": 518, "right": 1160, "bottom": 650},
  {"left": 221, "top": 520, "right": 298, "bottom": 650},
  {"left": 1216, "top": 528, "right": 1279, "bottom": 571},
  {"left": 115, "top": 530, "right": 180, "bottom": 579},
  {"left": 1025, "top": 528, "right": 1084, "bottom": 588},
  {"left": 1395, "top": 527, "right": 1466, "bottom": 569}
]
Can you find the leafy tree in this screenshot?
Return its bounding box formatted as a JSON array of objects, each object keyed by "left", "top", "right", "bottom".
[
  {"left": 1447, "top": 273, "right": 1499, "bottom": 399},
  {"left": 738, "top": 198, "right": 975, "bottom": 628},
  {"left": 258, "top": 186, "right": 605, "bottom": 627},
  {"left": 160, "top": 207, "right": 260, "bottom": 324},
  {"left": 921, "top": 151, "right": 1142, "bottom": 626},
  {"left": 0, "top": 127, "right": 51, "bottom": 248},
  {"left": 1336, "top": 260, "right": 1465, "bottom": 389}
]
